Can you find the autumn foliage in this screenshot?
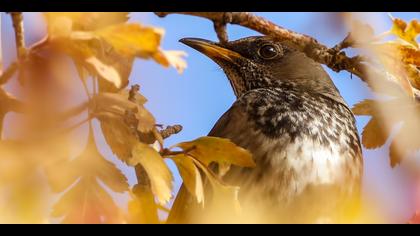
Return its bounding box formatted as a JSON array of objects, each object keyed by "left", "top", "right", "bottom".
[
  {"left": 0, "top": 12, "right": 254, "bottom": 223},
  {"left": 1, "top": 12, "right": 420, "bottom": 224}
]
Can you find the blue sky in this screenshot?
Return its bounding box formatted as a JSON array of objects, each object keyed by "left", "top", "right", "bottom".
[{"left": 2, "top": 12, "right": 420, "bottom": 222}]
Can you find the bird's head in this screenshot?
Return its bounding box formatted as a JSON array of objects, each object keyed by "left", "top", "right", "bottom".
[{"left": 180, "top": 36, "right": 344, "bottom": 104}]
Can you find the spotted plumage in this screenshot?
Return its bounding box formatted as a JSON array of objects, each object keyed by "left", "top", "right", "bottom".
[{"left": 170, "top": 36, "right": 363, "bottom": 223}]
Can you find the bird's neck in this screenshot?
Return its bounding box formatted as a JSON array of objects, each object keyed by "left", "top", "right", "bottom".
[
  {"left": 236, "top": 76, "right": 304, "bottom": 98},
  {"left": 233, "top": 75, "right": 347, "bottom": 110}
]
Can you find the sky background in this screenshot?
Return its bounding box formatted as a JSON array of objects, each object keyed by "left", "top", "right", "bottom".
[{"left": 2, "top": 12, "right": 420, "bottom": 223}]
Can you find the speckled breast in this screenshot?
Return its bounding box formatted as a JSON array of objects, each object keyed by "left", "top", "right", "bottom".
[{"left": 222, "top": 87, "right": 363, "bottom": 209}]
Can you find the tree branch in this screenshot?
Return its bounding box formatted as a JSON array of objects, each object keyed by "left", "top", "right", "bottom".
[
  {"left": 329, "top": 33, "right": 354, "bottom": 53},
  {"left": 10, "top": 12, "right": 26, "bottom": 60},
  {"left": 155, "top": 12, "right": 379, "bottom": 87}
]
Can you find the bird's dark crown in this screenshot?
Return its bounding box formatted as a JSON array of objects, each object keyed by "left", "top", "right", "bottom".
[{"left": 180, "top": 36, "right": 345, "bottom": 105}]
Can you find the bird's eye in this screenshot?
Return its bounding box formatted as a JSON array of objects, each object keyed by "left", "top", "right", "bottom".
[{"left": 258, "top": 44, "right": 278, "bottom": 59}]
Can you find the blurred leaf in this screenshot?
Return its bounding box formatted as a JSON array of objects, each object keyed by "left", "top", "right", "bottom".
[
  {"left": 388, "top": 119, "right": 420, "bottom": 167},
  {"left": 190, "top": 156, "right": 241, "bottom": 212},
  {"left": 129, "top": 142, "right": 173, "bottom": 205},
  {"left": 0, "top": 139, "right": 68, "bottom": 223},
  {"left": 175, "top": 136, "right": 255, "bottom": 167},
  {"left": 405, "top": 64, "right": 420, "bottom": 90},
  {"left": 95, "top": 23, "right": 187, "bottom": 73},
  {"left": 352, "top": 99, "right": 375, "bottom": 116},
  {"left": 62, "top": 37, "right": 134, "bottom": 92},
  {"left": 171, "top": 154, "right": 204, "bottom": 204},
  {"left": 408, "top": 211, "right": 420, "bottom": 224},
  {"left": 372, "top": 43, "right": 415, "bottom": 97},
  {"left": 50, "top": 131, "right": 128, "bottom": 223},
  {"left": 0, "top": 89, "right": 24, "bottom": 137},
  {"left": 0, "top": 15, "right": 3, "bottom": 75},
  {"left": 353, "top": 100, "right": 391, "bottom": 149},
  {"left": 153, "top": 50, "right": 188, "bottom": 74},
  {"left": 398, "top": 44, "right": 420, "bottom": 67},
  {"left": 44, "top": 13, "right": 186, "bottom": 92},
  {"left": 52, "top": 177, "right": 124, "bottom": 224},
  {"left": 127, "top": 185, "right": 160, "bottom": 224},
  {"left": 44, "top": 12, "right": 130, "bottom": 33},
  {"left": 45, "top": 160, "right": 79, "bottom": 193},
  {"left": 95, "top": 23, "right": 163, "bottom": 58},
  {"left": 353, "top": 98, "right": 420, "bottom": 167},
  {"left": 85, "top": 57, "right": 121, "bottom": 88},
  {"left": 361, "top": 118, "right": 390, "bottom": 149},
  {"left": 390, "top": 17, "right": 420, "bottom": 48},
  {"left": 350, "top": 20, "right": 375, "bottom": 44}
]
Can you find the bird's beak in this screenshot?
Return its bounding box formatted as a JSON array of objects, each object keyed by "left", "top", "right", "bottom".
[{"left": 179, "top": 38, "right": 242, "bottom": 63}]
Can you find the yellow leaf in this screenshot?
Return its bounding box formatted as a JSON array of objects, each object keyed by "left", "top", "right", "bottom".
[
  {"left": 95, "top": 91, "right": 156, "bottom": 162},
  {"left": 153, "top": 50, "right": 188, "bottom": 74},
  {"left": 372, "top": 42, "right": 417, "bottom": 97},
  {"left": 95, "top": 23, "right": 187, "bottom": 73},
  {"left": 399, "top": 45, "right": 420, "bottom": 67},
  {"left": 120, "top": 88, "right": 148, "bottom": 106},
  {"left": 175, "top": 136, "right": 255, "bottom": 167},
  {"left": 190, "top": 156, "right": 241, "bottom": 213},
  {"left": 171, "top": 154, "right": 204, "bottom": 204},
  {"left": 100, "top": 118, "right": 138, "bottom": 162},
  {"left": 44, "top": 12, "right": 130, "bottom": 32},
  {"left": 90, "top": 92, "right": 137, "bottom": 115},
  {"left": 0, "top": 15, "right": 2, "bottom": 74},
  {"left": 130, "top": 142, "right": 173, "bottom": 205},
  {"left": 85, "top": 57, "right": 121, "bottom": 88},
  {"left": 405, "top": 64, "right": 420, "bottom": 90},
  {"left": 50, "top": 131, "right": 127, "bottom": 223},
  {"left": 95, "top": 23, "right": 163, "bottom": 58},
  {"left": 349, "top": 20, "right": 375, "bottom": 44},
  {"left": 91, "top": 92, "right": 156, "bottom": 134},
  {"left": 390, "top": 17, "right": 420, "bottom": 48},
  {"left": 90, "top": 154, "right": 129, "bottom": 193},
  {"left": 47, "top": 15, "right": 73, "bottom": 38},
  {"left": 361, "top": 118, "right": 390, "bottom": 149},
  {"left": 52, "top": 177, "right": 124, "bottom": 223},
  {"left": 128, "top": 185, "right": 160, "bottom": 224},
  {"left": 352, "top": 99, "right": 375, "bottom": 116}
]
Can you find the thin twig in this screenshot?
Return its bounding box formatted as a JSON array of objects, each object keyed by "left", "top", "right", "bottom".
[
  {"left": 128, "top": 84, "right": 140, "bottom": 102},
  {"left": 160, "top": 124, "right": 183, "bottom": 139},
  {"left": 80, "top": 76, "right": 92, "bottom": 100},
  {"left": 10, "top": 12, "right": 26, "bottom": 59},
  {"left": 127, "top": 83, "right": 154, "bottom": 202},
  {"left": 59, "top": 115, "right": 92, "bottom": 135},
  {"left": 329, "top": 33, "right": 354, "bottom": 53},
  {"left": 0, "top": 62, "right": 18, "bottom": 85},
  {"left": 135, "top": 164, "right": 151, "bottom": 186},
  {"left": 155, "top": 12, "right": 366, "bottom": 81},
  {"left": 160, "top": 145, "right": 196, "bottom": 157}
]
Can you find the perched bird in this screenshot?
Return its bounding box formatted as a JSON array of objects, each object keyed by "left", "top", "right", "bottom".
[{"left": 169, "top": 36, "right": 363, "bottom": 223}]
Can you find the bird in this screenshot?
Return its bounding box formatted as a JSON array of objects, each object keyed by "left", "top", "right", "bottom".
[{"left": 168, "top": 36, "right": 363, "bottom": 223}]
